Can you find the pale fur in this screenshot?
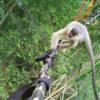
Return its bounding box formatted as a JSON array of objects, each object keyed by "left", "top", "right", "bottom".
[{"left": 51, "top": 21, "right": 86, "bottom": 50}]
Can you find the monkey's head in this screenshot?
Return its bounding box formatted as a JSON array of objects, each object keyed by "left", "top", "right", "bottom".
[{"left": 67, "top": 27, "right": 78, "bottom": 38}]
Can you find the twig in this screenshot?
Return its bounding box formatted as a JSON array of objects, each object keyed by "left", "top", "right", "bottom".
[
  {"left": 0, "top": 2, "right": 16, "bottom": 26},
  {"left": 73, "top": 0, "right": 98, "bottom": 21},
  {"left": 72, "top": 0, "right": 87, "bottom": 20}
]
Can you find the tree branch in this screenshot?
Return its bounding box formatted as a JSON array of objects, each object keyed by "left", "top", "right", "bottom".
[{"left": 72, "top": 0, "right": 98, "bottom": 21}]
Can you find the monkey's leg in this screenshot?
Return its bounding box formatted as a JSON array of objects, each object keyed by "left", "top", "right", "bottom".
[
  {"left": 58, "top": 40, "right": 73, "bottom": 51},
  {"left": 58, "top": 42, "right": 73, "bottom": 52},
  {"left": 60, "top": 38, "right": 70, "bottom": 44},
  {"left": 60, "top": 40, "right": 71, "bottom": 52},
  {"left": 58, "top": 37, "right": 78, "bottom": 52}
]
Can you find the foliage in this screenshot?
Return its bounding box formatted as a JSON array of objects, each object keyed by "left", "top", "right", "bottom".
[{"left": 0, "top": 0, "right": 100, "bottom": 100}]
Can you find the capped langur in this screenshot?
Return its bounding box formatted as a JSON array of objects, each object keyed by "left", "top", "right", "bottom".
[{"left": 51, "top": 21, "right": 99, "bottom": 100}]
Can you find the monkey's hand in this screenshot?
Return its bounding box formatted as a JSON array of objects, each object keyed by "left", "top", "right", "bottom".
[{"left": 58, "top": 36, "right": 79, "bottom": 52}]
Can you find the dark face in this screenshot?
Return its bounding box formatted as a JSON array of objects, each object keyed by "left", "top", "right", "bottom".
[{"left": 68, "top": 28, "right": 78, "bottom": 38}]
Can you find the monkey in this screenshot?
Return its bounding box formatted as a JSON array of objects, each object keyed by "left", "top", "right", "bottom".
[{"left": 50, "top": 21, "right": 99, "bottom": 100}]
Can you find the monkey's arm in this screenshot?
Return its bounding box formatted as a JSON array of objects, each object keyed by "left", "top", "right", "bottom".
[{"left": 51, "top": 28, "right": 67, "bottom": 50}]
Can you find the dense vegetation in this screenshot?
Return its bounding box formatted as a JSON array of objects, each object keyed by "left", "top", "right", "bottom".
[{"left": 0, "top": 0, "right": 100, "bottom": 100}]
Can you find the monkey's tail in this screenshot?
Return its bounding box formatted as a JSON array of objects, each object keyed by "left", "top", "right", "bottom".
[
  {"left": 84, "top": 13, "right": 100, "bottom": 26},
  {"left": 85, "top": 35, "right": 100, "bottom": 100}
]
